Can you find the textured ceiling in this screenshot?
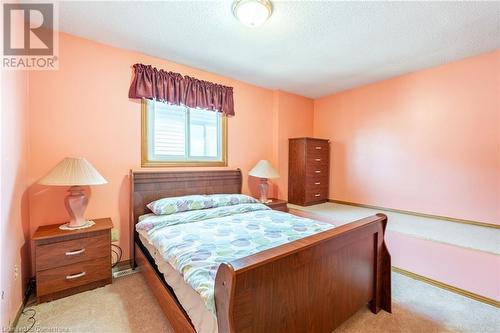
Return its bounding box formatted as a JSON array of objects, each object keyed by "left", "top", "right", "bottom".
[{"left": 59, "top": 1, "right": 499, "bottom": 98}]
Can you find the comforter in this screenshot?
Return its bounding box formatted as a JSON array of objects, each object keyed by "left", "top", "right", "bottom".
[{"left": 136, "top": 203, "right": 334, "bottom": 314}]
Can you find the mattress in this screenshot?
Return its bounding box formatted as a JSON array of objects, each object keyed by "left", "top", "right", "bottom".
[{"left": 138, "top": 233, "right": 218, "bottom": 333}]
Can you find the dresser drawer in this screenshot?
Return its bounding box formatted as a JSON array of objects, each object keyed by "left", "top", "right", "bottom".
[
  {"left": 306, "top": 174, "right": 328, "bottom": 188},
  {"left": 305, "top": 187, "right": 329, "bottom": 203},
  {"left": 306, "top": 164, "right": 329, "bottom": 178},
  {"left": 306, "top": 153, "right": 329, "bottom": 166},
  {"left": 36, "top": 233, "right": 110, "bottom": 271},
  {"left": 306, "top": 140, "right": 329, "bottom": 156},
  {"left": 37, "top": 257, "right": 111, "bottom": 297},
  {"left": 306, "top": 180, "right": 328, "bottom": 192}
]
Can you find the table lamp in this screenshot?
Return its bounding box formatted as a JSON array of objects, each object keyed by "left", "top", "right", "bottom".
[
  {"left": 38, "top": 157, "right": 107, "bottom": 230},
  {"left": 249, "top": 160, "right": 279, "bottom": 203}
]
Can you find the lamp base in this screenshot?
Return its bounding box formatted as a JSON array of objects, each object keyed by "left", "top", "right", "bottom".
[
  {"left": 59, "top": 220, "right": 95, "bottom": 231},
  {"left": 64, "top": 185, "right": 89, "bottom": 229},
  {"left": 258, "top": 178, "right": 269, "bottom": 203}
]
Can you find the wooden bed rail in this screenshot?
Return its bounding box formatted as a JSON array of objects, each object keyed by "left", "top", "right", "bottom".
[{"left": 215, "top": 214, "right": 391, "bottom": 333}]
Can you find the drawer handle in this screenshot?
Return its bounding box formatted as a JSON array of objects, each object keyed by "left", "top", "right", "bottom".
[
  {"left": 315, "top": 170, "right": 321, "bottom": 174},
  {"left": 315, "top": 146, "right": 322, "bottom": 150},
  {"left": 315, "top": 158, "right": 321, "bottom": 161},
  {"left": 315, "top": 182, "right": 321, "bottom": 185},
  {"left": 65, "top": 248, "right": 85, "bottom": 256},
  {"left": 315, "top": 194, "right": 321, "bottom": 197},
  {"left": 66, "top": 271, "right": 86, "bottom": 280}
]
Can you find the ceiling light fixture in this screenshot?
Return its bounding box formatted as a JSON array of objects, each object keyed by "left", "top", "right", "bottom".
[{"left": 233, "top": 0, "right": 273, "bottom": 28}]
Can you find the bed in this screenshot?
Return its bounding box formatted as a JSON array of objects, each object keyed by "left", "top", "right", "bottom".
[{"left": 130, "top": 169, "right": 391, "bottom": 333}]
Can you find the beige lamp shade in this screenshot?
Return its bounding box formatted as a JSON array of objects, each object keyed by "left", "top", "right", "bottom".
[
  {"left": 39, "top": 157, "right": 107, "bottom": 186},
  {"left": 249, "top": 160, "right": 279, "bottom": 179}
]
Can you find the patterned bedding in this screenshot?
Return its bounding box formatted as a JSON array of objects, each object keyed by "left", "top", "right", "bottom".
[{"left": 136, "top": 203, "right": 334, "bottom": 314}]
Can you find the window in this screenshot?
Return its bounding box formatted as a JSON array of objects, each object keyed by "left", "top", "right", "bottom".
[{"left": 142, "top": 99, "right": 227, "bottom": 167}]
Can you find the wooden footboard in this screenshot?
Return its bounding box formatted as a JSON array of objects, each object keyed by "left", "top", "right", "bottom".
[{"left": 215, "top": 213, "right": 391, "bottom": 333}]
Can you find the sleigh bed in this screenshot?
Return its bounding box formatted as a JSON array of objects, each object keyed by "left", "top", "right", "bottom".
[{"left": 130, "top": 169, "right": 391, "bottom": 333}]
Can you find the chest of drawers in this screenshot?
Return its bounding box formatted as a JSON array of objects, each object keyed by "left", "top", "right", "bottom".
[
  {"left": 288, "top": 137, "right": 330, "bottom": 206},
  {"left": 33, "top": 218, "right": 113, "bottom": 303}
]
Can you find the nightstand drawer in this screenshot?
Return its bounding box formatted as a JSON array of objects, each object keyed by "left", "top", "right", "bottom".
[
  {"left": 37, "top": 257, "right": 111, "bottom": 297},
  {"left": 36, "top": 233, "right": 110, "bottom": 271}
]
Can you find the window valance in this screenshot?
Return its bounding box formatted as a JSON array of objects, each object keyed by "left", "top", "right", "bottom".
[{"left": 128, "top": 63, "right": 234, "bottom": 116}]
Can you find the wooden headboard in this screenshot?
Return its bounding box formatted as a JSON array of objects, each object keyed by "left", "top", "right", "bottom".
[
  {"left": 130, "top": 169, "right": 242, "bottom": 223},
  {"left": 129, "top": 169, "right": 242, "bottom": 263}
]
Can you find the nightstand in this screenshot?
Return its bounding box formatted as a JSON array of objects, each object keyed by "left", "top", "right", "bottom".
[
  {"left": 32, "top": 218, "right": 113, "bottom": 303},
  {"left": 264, "top": 198, "right": 288, "bottom": 212}
]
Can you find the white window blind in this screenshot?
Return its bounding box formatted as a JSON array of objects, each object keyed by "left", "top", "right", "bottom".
[{"left": 146, "top": 99, "right": 223, "bottom": 162}]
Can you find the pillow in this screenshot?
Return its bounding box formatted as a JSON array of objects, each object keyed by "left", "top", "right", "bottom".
[
  {"left": 208, "top": 194, "right": 259, "bottom": 208},
  {"left": 147, "top": 195, "right": 213, "bottom": 215}
]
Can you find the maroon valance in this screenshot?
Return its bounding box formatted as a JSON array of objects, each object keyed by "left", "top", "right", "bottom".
[{"left": 128, "top": 63, "right": 235, "bottom": 116}]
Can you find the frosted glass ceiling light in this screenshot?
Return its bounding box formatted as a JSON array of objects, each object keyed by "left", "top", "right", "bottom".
[{"left": 233, "top": 0, "right": 273, "bottom": 27}]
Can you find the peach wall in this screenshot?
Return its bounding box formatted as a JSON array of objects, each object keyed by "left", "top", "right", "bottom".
[
  {"left": 27, "top": 33, "right": 311, "bottom": 263},
  {"left": 314, "top": 51, "right": 500, "bottom": 225},
  {"left": 387, "top": 232, "right": 500, "bottom": 301},
  {"left": 273, "top": 91, "right": 314, "bottom": 199},
  {"left": 1, "top": 69, "right": 30, "bottom": 327}
]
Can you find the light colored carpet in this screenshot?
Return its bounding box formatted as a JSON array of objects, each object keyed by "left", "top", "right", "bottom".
[
  {"left": 288, "top": 203, "right": 499, "bottom": 255},
  {"left": 17, "top": 272, "right": 499, "bottom": 333}
]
